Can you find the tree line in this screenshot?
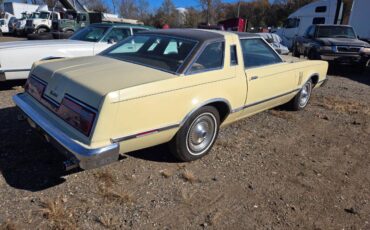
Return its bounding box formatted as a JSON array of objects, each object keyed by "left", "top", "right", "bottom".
[{"left": 2, "top": 0, "right": 320, "bottom": 29}]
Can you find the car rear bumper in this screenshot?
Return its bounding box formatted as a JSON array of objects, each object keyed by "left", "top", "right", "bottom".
[{"left": 13, "top": 93, "right": 120, "bottom": 170}]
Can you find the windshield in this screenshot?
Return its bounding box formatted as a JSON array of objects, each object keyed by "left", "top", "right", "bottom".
[
  {"left": 102, "top": 35, "right": 198, "bottom": 73},
  {"left": 69, "top": 26, "right": 109, "bottom": 42},
  {"left": 0, "top": 20, "right": 4, "bottom": 26},
  {"left": 31, "top": 13, "right": 40, "bottom": 19},
  {"left": 39, "top": 12, "right": 50, "bottom": 19},
  {"left": 317, "top": 26, "right": 356, "bottom": 39}
]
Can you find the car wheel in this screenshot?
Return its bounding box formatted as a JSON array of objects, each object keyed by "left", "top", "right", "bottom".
[
  {"left": 169, "top": 106, "right": 220, "bottom": 162},
  {"left": 292, "top": 44, "right": 300, "bottom": 57},
  {"left": 286, "top": 79, "right": 313, "bottom": 111},
  {"left": 27, "top": 32, "right": 53, "bottom": 40},
  {"left": 36, "top": 27, "right": 48, "bottom": 34}
]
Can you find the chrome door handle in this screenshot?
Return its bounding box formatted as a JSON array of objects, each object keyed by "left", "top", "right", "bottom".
[{"left": 251, "top": 76, "right": 259, "bottom": 80}]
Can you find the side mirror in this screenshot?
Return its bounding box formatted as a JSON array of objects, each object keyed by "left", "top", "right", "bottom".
[{"left": 108, "top": 38, "right": 117, "bottom": 44}]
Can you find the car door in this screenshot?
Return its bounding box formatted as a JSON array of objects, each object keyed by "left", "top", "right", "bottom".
[
  {"left": 93, "top": 27, "right": 132, "bottom": 54},
  {"left": 241, "top": 38, "right": 298, "bottom": 114}
]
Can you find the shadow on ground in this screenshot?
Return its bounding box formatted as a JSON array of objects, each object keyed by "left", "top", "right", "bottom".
[
  {"left": 126, "top": 144, "right": 180, "bottom": 163},
  {"left": 0, "top": 80, "right": 26, "bottom": 91},
  {"left": 328, "top": 64, "right": 370, "bottom": 86},
  {"left": 0, "top": 106, "right": 76, "bottom": 192}
]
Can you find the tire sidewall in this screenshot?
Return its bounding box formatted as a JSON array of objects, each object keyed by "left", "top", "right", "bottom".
[
  {"left": 171, "top": 106, "right": 220, "bottom": 161},
  {"left": 297, "top": 80, "right": 313, "bottom": 109}
]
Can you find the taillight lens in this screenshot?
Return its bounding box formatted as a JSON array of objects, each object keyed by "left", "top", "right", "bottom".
[
  {"left": 25, "top": 77, "right": 46, "bottom": 100},
  {"left": 59, "top": 97, "right": 96, "bottom": 136}
]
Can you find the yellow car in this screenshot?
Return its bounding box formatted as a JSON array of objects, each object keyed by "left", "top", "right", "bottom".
[{"left": 13, "top": 29, "right": 328, "bottom": 170}]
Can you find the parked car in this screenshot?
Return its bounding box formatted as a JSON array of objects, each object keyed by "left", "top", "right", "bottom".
[
  {"left": 13, "top": 29, "right": 328, "bottom": 170},
  {"left": 257, "top": 33, "right": 289, "bottom": 54},
  {"left": 0, "top": 23, "right": 152, "bottom": 82},
  {"left": 293, "top": 25, "right": 370, "bottom": 71}
]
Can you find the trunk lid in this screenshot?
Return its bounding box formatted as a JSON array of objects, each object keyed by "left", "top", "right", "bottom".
[{"left": 31, "top": 55, "right": 174, "bottom": 109}]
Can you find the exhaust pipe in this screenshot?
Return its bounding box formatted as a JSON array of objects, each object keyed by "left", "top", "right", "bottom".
[{"left": 63, "top": 159, "right": 79, "bottom": 171}]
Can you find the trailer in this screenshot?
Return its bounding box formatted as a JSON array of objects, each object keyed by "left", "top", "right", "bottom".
[
  {"left": 3, "top": 2, "right": 39, "bottom": 19},
  {"left": 349, "top": 0, "right": 370, "bottom": 43}
]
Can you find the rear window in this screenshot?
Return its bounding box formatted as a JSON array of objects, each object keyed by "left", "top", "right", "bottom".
[{"left": 102, "top": 35, "right": 198, "bottom": 73}]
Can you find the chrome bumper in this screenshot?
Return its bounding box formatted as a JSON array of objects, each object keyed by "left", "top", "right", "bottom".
[{"left": 13, "top": 93, "right": 120, "bottom": 170}]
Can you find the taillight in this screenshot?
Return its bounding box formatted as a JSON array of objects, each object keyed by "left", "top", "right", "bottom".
[
  {"left": 25, "top": 77, "right": 46, "bottom": 100},
  {"left": 59, "top": 96, "right": 96, "bottom": 136}
]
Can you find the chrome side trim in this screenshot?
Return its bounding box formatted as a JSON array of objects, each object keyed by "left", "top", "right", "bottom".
[
  {"left": 13, "top": 93, "right": 119, "bottom": 164},
  {"left": 231, "top": 88, "right": 300, "bottom": 113},
  {"left": 1, "top": 68, "right": 31, "bottom": 73},
  {"left": 111, "top": 124, "right": 180, "bottom": 143},
  {"left": 180, "top": 98, "right": 232, "bottom": 127}
]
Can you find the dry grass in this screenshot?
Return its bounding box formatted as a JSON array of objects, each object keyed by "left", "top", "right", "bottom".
[
  {"left": 95, "top": 213, "right": 119, "bottom": 228},
  {"left": 39, "top": 197, "right": 76, "bottom": 229},
  {"left": 182, "top": 170, "right": 197, "bottom": 183},
  {"left": 0, "top": 221, "right": 17, "bottom": 230},
  {"left": 99, "top": 185, "right": 134, "bottom": 204},
  {"left": 160, "top": 169, "right": 173, "bottom": 178},
  {"left": 40, "top": 199, "right": 65, "bottom": 221},
  {"left": 94, "top": 170, "right": 117, "bottom": 188},
  {"left": 314, "top": 96, "right": 370, "bottom": 115}
]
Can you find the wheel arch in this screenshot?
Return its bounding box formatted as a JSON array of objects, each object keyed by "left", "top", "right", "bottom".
[
  {"left": 308, "top": 73, "right": 319, "bottom": 86},
  {"left": 180, "top": 98, "right": 232, "bottom": 127},
  {"left": 36, "top": 25, "right": 50, "bottom": 31}
]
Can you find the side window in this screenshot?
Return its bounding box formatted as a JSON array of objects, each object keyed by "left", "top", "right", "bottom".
[
  {"left": 306, "top": 26, "right": 315, "bottom": 37},
  {"left": 240, "top": 39, "right": 282, "bottom": 69},
  {"left": 284, "top": 18, "right": 300, "bottom": 28},
  {"left": 132, "top": 28, "right": 147, "bottom": 34},
  {"left": 230, "top": 45, "right": 238, "bottom": 65},
  {"left": 189, "top": 42, "right": 224, "bottom": 73},
  {"left": 102, "top": 28, "right": 131, "bottom": 43},
  {"left": 313, "top": 17, "right": 325, "bottom": 24},
  {"left": 315, "top": 6, "right": 327, "bottom": 13}
]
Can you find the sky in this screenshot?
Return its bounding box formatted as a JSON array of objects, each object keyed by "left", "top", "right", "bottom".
[{"left": 104, "top": 0, "right": 245, "bottom": 11}]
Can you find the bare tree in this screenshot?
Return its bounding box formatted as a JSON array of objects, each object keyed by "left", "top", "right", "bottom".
[
  {"left": 111, "top": 0, "right": 120, "bottom": 14},
  {"left": 119, "top": 0, "right": 138, "bottom": 18},
  {"left": 198, "top": 0, "right": 221, "bottom": 24},
  {"left": 136, "top": 0, "right": 149, "bottom": 20}
]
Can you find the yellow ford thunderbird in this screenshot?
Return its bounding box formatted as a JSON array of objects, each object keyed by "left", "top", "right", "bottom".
[{"left": 13, "top": 29, "right": 328, "bottom": 170}]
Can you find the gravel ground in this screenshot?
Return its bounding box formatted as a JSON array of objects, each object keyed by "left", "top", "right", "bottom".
[{"left": 0, "top": 37, "right": 369, "bottom": 229}]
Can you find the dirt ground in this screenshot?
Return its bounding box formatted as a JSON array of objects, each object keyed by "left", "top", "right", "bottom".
[{"left": 0, "top": 36, "right": 369, "bottom": 229}]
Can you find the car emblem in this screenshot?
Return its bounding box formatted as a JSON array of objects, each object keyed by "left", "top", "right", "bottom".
[{"left": 50, "top": 89, "right": 58, "bottom": 98}]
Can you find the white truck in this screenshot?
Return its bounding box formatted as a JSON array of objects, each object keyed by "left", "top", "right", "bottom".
[
  {"left": 24, "top": 5, "right": 60, "bottom": 34},
  {"left": 3, "top": 2, "right": 39, "bottom": 34},
  {"left": 276, "top": 0, "right": 370, "bottom": 49},
  {"left": 0, "top": 12, "right": 16, "bottom": 34}
]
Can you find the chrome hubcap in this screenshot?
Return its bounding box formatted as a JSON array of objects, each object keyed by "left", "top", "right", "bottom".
[
  {"left": 299, "top": 82, "right": 311, "bottom": 107},
  {"left": 186, "top": 113, "right": 217, "bottom": 155}
]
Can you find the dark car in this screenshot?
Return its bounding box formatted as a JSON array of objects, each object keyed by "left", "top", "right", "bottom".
[{"left": 293, "top": 24, "right": 370, "bottom": 71}]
